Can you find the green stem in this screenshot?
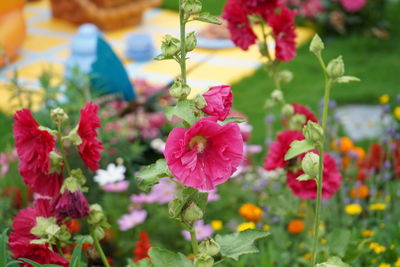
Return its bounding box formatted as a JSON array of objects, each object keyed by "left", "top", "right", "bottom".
[
  {"left": 311, "top": 53, "right": 332, "bottom": 267},
  {"left": 178, "top": 0, "right": 187, "bottom": 84},
  {"left": 189, "top": 226, "right": 199, "bottom": 254},
  {"left": 56, "top": 124, "right": 71, "bottom": 175},
  {"left": 56, "top": 241, "right": 65, "bottom": 257},
  {"left": 89, "top": 226, "right": 110, "bottom": 267}
]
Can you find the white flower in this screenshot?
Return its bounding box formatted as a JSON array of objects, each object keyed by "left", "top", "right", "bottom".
[{"left": 94, "top": 163, "right": 126, "bottom": 186}]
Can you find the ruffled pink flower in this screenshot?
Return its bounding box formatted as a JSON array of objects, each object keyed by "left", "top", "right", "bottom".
[
  {"left": 268, "top": 6, "right": 297, "bottom": 62},
  {"left": 164, "top": 117, "right": 244, "bottom": 190},
  {"left": 77, "top": 102, "right": 104, "bottom": 171},
  {"left": 264, "top": 130, "right": 304, "bottom": 170},
  {"left": 52, "top": 190, "right": 89, "bottom": 219},
  {"left": 340, "top": 0, "right": 366, "bottom": 12},
  {"left": 286, "top": 152, "right": 342, "bottom": 199},
  {"left": 247, "top": 0, "right": 281, "bottom": 19},
  {"left": 202, "top": 85, "right": 233, "bottom": 121}
]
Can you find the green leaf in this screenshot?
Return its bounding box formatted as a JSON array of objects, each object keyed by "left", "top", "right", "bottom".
[
  {"left": 181, "top": 187, "right": 208, "bottom": 213},
  {"left": 316, "top": 256, "right": 350, "bottom": 267},
  {"left": 129, "top": 258, "right": 152, "bottom": 267},
  {"left": 215, "top": 229, "right": 270, "bottom": 261},
  {"left": 69, "top": 239, "right": 84, "bottom": 267},
  {"left": 148, "top": 247, "right": 193, "bottom": 267},
  {"left": 343, "top": 239, "right": 370, "bottom": 262},
  {"left": 18, "top": 258, "right": 63, "bottom": 267},
  {"left": 327, "top": 229, "right": 351, "bottom": 257},
  {"left": 6, "top": 260, "right": 23, "bottom": 267},
  {"left": 336, "top": 76, "right": 360, "bottom": 83},
  {"left": 192, "top": 12, "right": 222, "bottom": 24},
  {"left": 218, "top": 117, "right": 246, "bottom": 125},
  {"left": 166, "top": 100, "right": 197, "bottom": 125},
  {"left": 1, "top": 229, "right": 7, "bottom": 267},
  {"left": 284, "top": 139, "right": 315, "bottom": 161},
  {"left": 154, "top": 54, "right": 174, "bottom": 61},
  {"left": 137, "top": 159, "right": 171, "bottom": 193},
  {"left": 296, "top": 174, "right": 313, "bottom": 181}
]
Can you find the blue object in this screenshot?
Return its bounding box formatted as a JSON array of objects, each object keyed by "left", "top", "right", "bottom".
[
  {"left": 196, "top": 34, "right": 235, "bottom": 49},
  {"left": 125, "top": 33, "right": 155, "bottom": 62},
  {"left": 65, "top": 23, "right": 136, "bottom": 101}
]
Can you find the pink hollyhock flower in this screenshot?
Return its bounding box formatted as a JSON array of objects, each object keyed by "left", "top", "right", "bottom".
[
  {"left": 118, "top": 210, "right": 147, "bottom": 231},
  {"left": 102, "top": 180, "right": 130, "bottom": 192},
  {"left": 247, "top": 0, "right": 281, "bottom": 19},
  {"left": 182, "top": 220, "right": 213, "bottom": 241},
  {"left": 264, "top": 130, "right": 304, "bottom": 170},
  {"left": 77, "top": 102, "right": 104, "bottom": 171},
  {"left": 292, "top": 103, "right": 318, "bottom": 123},
  {"left": 164, "top": 117, "right": 244, "bottom": 190},
  {"left": 340, "top": 0, "right": 366, "bottom": 12},
  {"left": 52, "top": 190, "right": 89, "bottom": 219},
  {"left": 286, "top": 152, "right": 342, "bottom": 199},
  {"left": 268, "top": 6, "right": 297, "bottom": 62},
  {"left": 202, "top": 85, "right": 233, "bottom": 121}
]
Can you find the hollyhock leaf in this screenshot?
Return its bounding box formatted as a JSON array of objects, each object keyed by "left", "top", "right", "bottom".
[
  {"left": 316, "top": 256, "right": 350, "bottom": 267},
  {"left": 137, "top": 159, "right": 171, "bottom": 193},
  {"left": 148, "top": 247, "right": 193, "bottom": 267},
  {"left": 284, "top": 140, "right": 315, "bottom": 161},
  {"left": 218, "top": 117, "right": 246, "bottom": 125},
  {"left": 129, "top": 258, "right": 152, "bottom": 267},
  {"left": 215, "top": 229, "right": 270, "bottom": 261},
  {"left": 18, "top": 258, "right": 63, "bottom": 267},
  {"left": 327, "top": 229, "right": 351, "bottom": 257},
  {"left": 192, "top": 12, "right": 222, "bottom": 24},
  {"left": 69, "top": 239, "right": 84, "bottom": 267},
  {"left": 0, "top": 229, "right": 6, "bottom": 267},
  {"left": 336, "top": 76, "right": 360, "bottom": 84},
  {"left": 166, "top": 100, "right": 197, "bottom": 125}
]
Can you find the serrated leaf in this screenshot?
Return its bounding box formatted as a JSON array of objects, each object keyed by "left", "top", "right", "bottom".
[
  {"left": 296, "top": 174, "right": 313, "bottom": 181},
  {"left": 284, "top": 139, "right": 315, "bottom": 161},
  {"left": 148, "top": 247, "right": 193, "bottom": 267},
  {"left": 173, "top": 100, "right": 197, "bottom": 125},
  {"left": 69, "top": 239, "right": 84, "bottom": 267},
  {"left": 192, "top": 12, "right": 222, "bottom": 24},
  {"left": 1, "top": 229, "right": 7, "bottom": 267},
  {"left": 137, "top": 159, "right": 170, "bottom": 193},
  {"left": 218, "top": 117, "right": 246, "bottom": 125},
  {"left": 327, "top": 229, "right": 351, "bottom": 257},
  {"left": 336, "top": 76, "right": 360, "bottom": 83},
  {"left": 18, "top": 258, "right": 63, "bottom": 267},
  {"left": 215, "top": 229, "right": 270, "bottom": 261},
  {"left": 316, "top": 256, "right": 350, "bottom": 267}
]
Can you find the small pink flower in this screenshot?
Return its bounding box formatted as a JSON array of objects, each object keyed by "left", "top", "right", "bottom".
[
  {"left": 340, "top": 0, "right": 366, "bottom": 12},
  {"left": 164, "top": 117, "right": 244, "bottom": 190},
  {"left": 182, "top": 220, "right": 213, "bottom": 241},
  {"left": 102, "top": 181, "right": 130, "bottom": 192},
  {"left": 118, "top": 210, "right": 147, "bottom": 231},
  {"left": 202, "top": 85, "right": 233, "bottom": 121}
]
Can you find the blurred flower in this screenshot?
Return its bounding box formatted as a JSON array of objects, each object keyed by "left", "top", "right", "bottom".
[
  {"left": 370, "top": 242, "right": 386, "bottom": 254},
  {"left": 102, "top": 181, "right": 130, "bottom": 192},
  {"left": 131, "top": 178, "right": 176, "bottom": 204},
  {"left": 133, "top": 231, "right": 151, "bottom": 262},
  {"left": 52, "top": 190, "right": 89, "bottom": 219},
  {"left": 378, "top": 263, "right": 390, "bottom": 267},
  {"left": 211, "top": 220, "right": 223, "bottom": 231},
  {"left": 150, "top": 138, "right": 166, "bottom": 153},
  {"left": 349, "top": 184, "right": 369, "bottom": 199},
  {"left": 303, "top": 252, "right": 312, "bottom": 260},
  {"left": 237, "top": 222, "right": 256, "bottom": 232},
  {"left": 362, "top": 229, "right": 374, "bottom": 238},
  {"left": 345, "top": 204, "right": 362, "bottom": 215},
  {"left": 205, "top": 188, "right": 220, "bottom": 202},
  {"left": 238, "top": 203, "right": 264, "bottom": 222},
  {"left": 395, "top": 257, "right": 400, "bottom": 267},
  {"left": 201, "top": 85, "right": 233, "bottom": 121},
  {"left": 262, "top": 224, "right": 270, "bottom": 231},
  {"left": 67, "top": 219, "right": 81, "bottom": 233},
  {"left": 94, "top": 163, "right": 126, "bottom": 186},
  {"left": 292, "top": 103, "right": 318, "bottom": 124},
  {"left": 394, "top": 107, "right": 400, "bottom": 120},
  {"left": 287, "top": 220, "right": 305, "bottom": 234},
  {"left": 331, "top": 137, "right": 354, "bottom": 153},
  {"left": 370, "top": 203, "right": 387, "bottom": 211},
  {"left": 379, "top": 94, "right": 390, "bottom": 104},
  {"left": 118, "top": 210, "right": 147, "bottom": 231},
  {"left": 183, "top": 220, "right": 213, "bottom": 241},
  {"left": 339, "top": 0, "right": 366, "bottom": 12}
]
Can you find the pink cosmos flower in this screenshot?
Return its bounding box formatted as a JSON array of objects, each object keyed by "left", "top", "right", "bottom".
[
  {"left": 340, "top": 0, "right": 366, "bottom": 12},
  {"left": 286, "top": 152, "right": 342, "bottom": 199},
  {"left": 268, "top": 6, "right": 297, "bottom": 62},
  {"left": 102, "top": 181, "right": 130, "bottom": 192},
  {"left": 131, "top": 178, "right": 176, "bottom": 204},
  {"left": 51, "top": 190, "right": 89, "bottom": 219},
  {"left": 202, "top": 85, "right": 233, "bottom": 121},
  {"left": 118, "top": 210, "right": 147, "bottom": 231},
  {"left": 264, "top": 130, "right": 304, "bottom": 170},
  {"left": 164, "top": 117, "right": 244, "bottom": 190},
  {"left": 77, "top": 102, "right": 104, "bottom": 171},
  {"left": 182, "top": 220, "right": 214, "bottom": 241}
]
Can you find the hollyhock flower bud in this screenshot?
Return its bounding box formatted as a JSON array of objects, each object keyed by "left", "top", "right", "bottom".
[
  {"left": 193, "top": 94, "right": 207, "bottom": 109},
  {"left": 182, "top": 0, "right": 202, "bottom": 14},
  {"left": 309, "top": 34, "right": 325, "bottom": 55},
  {"left": 185, "top": 32, "right": 197, "bottom": 52},
  {"left": 199, "top": 238, "right": 221, "bottom": 256},
  {"left": 194, "top": 253, "right": 214, "bottom": 267},
  {"left": 301, "top": 152, "right": 320, "bottom": 179},
  {"left": 49, "top": 151, "right": 63, "bottom": 173},
  {"left": 271, "top": 90, "right": 283, "bottom": 103},
  {"left": 161, "top": 35, "right": 180, "bottom": 57},
  {"left": 88, "top": 204, "right": 105, "bottom": 225},
  {"left": 50, "top": 107, "right": 68, "bottom": 124},
  {"left": 277, "top": 70, "right": 293, "bottom": 83},
  {"left": 201, "top": 85, "right": 233, "bottom": 121},
  {"left": 182, "top": 202, "right": 203, "bottom": 221},
  {"left": 169, "top": 80, "right": 191, "bottom": 99},
  {"left": 52, "top": 190, "right": 89, "bottom": 219},
  {"left": 168, "top": 198, "right": 183, "bottom": 218},
  {"left": 327, "top": 56, "right": 345, "bottom": 79},
  {"left": 282, "top": 104, "right": 294, "bottom": 117},
  {"left": 303, "top": 121, "right": 323, "bottom": 146}
]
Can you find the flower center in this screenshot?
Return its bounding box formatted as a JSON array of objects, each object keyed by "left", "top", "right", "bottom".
[{"left": 189, "top": 136, "right": 208, "bottom": 153}]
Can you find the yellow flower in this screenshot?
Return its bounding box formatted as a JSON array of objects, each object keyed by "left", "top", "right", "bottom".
[
  {"left": 379, "top": 94, "right": 389, "bottom": 104},
  {"left": 362, "top": 229, "right": 374, "bottom": 238},
  {"left": 378, "top": 263, "right": 391, "bottom": 267},
  {"left": 371, "top": 259, "right": 378, "bottom": 264},
  {"left": 238, "top": 203, "right": 264, "bottom": 222},
  {"left": 395, "top": 257, "right": 400, "bottom": 267},
  {"left": 370, "top": 242, "right": 386, "bottom": 254},
  {"left": 394, "top": 106, "right": 400, "bottom": 120},
  {"left": 211, "top": 220, "right": 223, "bottom": 231},
  {"left": 237, "top": 222, "right": 256, "bottom": 232},
  {"left": 320, "top": 238, "right": 327, "bottom": 244},
  {"left": 262, "top": 224, "right": 270, "bottom": 231},
  {"left": 370, "top": 203, "right": 387, "bottom": 211},
  {"left": 345, "top": 204, "right": 362, "bottom": 215},
  {"left": 303, "top": 253, "right": 312, "bottom": 260}
]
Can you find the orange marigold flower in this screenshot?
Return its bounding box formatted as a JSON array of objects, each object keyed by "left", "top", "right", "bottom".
[
  {"left": 352, "top": 146, "right": 366, "bottom": 162},
  {"left": 342, "top": 155, "right": 351, "bottom": 169},
  {"left": 331, "top": 137, "right": 354, "bottom": 153},
  {"left": 288, "top": 219, "right": 305, "bottom": 234},
  {"left": 238, "top": 203, "right": 264, "bottom": 222},
  {"left": 350, "top": 184, "right": 369, "bottom": 199}
]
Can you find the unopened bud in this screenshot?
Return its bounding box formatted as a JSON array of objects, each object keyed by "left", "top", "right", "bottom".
[
  {"left": 161, "top": 35, "right": 180, "bottom": 57},
  {"left": 288, "top": 114, "right": 306, "bottom": 131},
  {"left": 282, "top": 104, "right": 294, "bottom": 117},
  {"left": 186, "top": 32, "right": 197, "bottom": 52},
  {"left": 277, "top": 70, "right": 293, "bottom": 83},
  {"left": 88, "top": 204, "right": 105, "bottom": 225},
  {"left": 64, "top": 125, "right": 82, "bottom": 146},
  {"left": 168, "top": 198, "right": 183, "bottom": 218},
  {"left": 271, "top": 89, "right": 283, "bottom": 103},
  {"left": 309, "top": 34, "right": 325, "bottom": 55},
  {"left": 199, "top": 238, "right": 220, "bottom": 256},
  {"left": 193, "top": 94, "right": 207, "bottom": 109},
  {"left": 169, "top": 80, "right": 191, "bottom": 99},
  {"left": 50, "top": 151, "right": 63, "bottom": 173},
  {"left": 51, "top": 107, "right": 68, "bottom": 124},
  {"left": 326, "top": 56, "right": 345, "bottom": 79},
  {"left": 194, "top": 253, "right": 214, "bottom": 267},
  {"left": 303, "top": 121, "right": 323, "bottom": 146},
  {"left": 182, "top": 0, "right": 202, "bottom": 14},
  {"left": 182, "top": 202, "right": 203, "bottom": 222},
  {"left": 301, "top": 152, "right": 320, "bottom": 179}
]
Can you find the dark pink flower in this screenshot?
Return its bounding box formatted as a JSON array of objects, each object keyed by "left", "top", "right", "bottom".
[
  {"left": 340, "top": 0, "right": 366, "bottom": 12},
  {"left": 77, "top": 102, "right": 104, "bottom": 171},
  {"left": 264, "top": 130, "right": 304, "bottom": 170},
  {"left": 268, "top": 6, "right": 297, "bottom": 62},
  {"left": 202, "top": 85, "right": 233, "bottom": 121},
  {"left": 286, "top": 152, "right": 342, "bottom": 199},
  {"left": 52, "top": 190, "right": 89, "bottom": 219},
  {"left": 164, "top": 117, "right": 244, "bottom": 190},
  {"left": 292, "top": 103, "right": 318, "bottom": 123}
]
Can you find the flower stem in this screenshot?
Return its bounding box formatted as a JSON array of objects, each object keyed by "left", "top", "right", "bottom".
[
  {"left": 189, "top": 226, "right": 199, "bottom": 255},
  {"left": 178, "top": 0, "right": 187, "bottom": 84},
  {"left": 56, "top": 124, "right": 71, "bottom": 175},
  {"left": 311, "top": 53, "right": 332, "bottom": 266},
  {"left": 89, "top": 226, "right": 110, "bottom": 267}
]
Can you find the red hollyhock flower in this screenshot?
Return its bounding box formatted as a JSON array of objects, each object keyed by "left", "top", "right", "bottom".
[
  {"left": 286, "top": 152, "right": 342, "bottom": 199},
  {"left": 52, "top": 190, "right": 89, "bottom": 219},
  {"left": 202, "top": 85, "right": 233, "bottom": 121},
  {"left": 264, "top": 130, "right": 304, "bottom": 170},
  {"left": 13, "top": 109, "right": 62, "bottom": 197},
  {"left": 247, "top": 0, "right": 281, "bottom": 18},
  {"left": 77, "top": 102, "right": 104, "bottom": 171},
  {"left": 268, "top": 6, "right": 297, "bottom": 62},
  {"left": 292, "top": 103, "right": 318, "bottom": 123},
  {"left": 133, "top": 231, "right": 151, "bottom": 262}
]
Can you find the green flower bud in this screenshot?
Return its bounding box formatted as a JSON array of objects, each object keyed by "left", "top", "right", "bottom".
[
  {"left": 288, "top": 114, "right": 306, "bottom": 131},
  {"left": 326, "top": 56, "right": 345, "bottom": 79},
  {"left": 301, "top": 152, "right": 320, "bottom": 179},
  {"left": 182, "top": 202, "right": 203, "bottom": 222},
  {"left": 51, "top": 107, "right": 68, "bottom": 124},
  {"left": 56, "top": 225, "right": 72, "bottom": 245},
  {"left": 303, "top": 121, "right": 323, "bottom": 147},
  {"left": 64, "top": 125, "right": 82, "bottom": 146},
  {"left": 88, "top": 204, "right": 105, "bottom": 225},
  {"left": 169, "top": 80, "right": 191, "bottom": 99},
  {"left": 50, "top": 151, "right": 63, "bottom": 173},
  {"left": 94, "top": 226, "right": 105, "bottom": 240},
  {"left": 186, "top": 32, "right": 197, "bottom": 52},
  {"left": 168, "top": 198, "right": 183, "bottom": 218},
  {"left": 194, "top": 253, "right": 214, "bottom": 267},
  {"left": 309, "top": 34, "right": 325, "bottom": 55},
  {"left": 193, "top": 94, "right": 207, "bottom": 109},
  {"left": 182, "top": 0, "right": 202, "bottom": 14},
  {"left": 282, "top": 104, "right": 294, "bottom": 118},
  {"left": 161, "top": 35, "right": 180, "bottom": 57},
  {"left": 264, "top": 98, "right": 275, "bottom": 109},
  {"left": 199, "top": 238, "right": 220, "bottom": 256},
  {"left": 277, "top": 70, "right": 293, "bottom": 83},
  {"left": 271, "top": 89, "right": 284, "bottom": 103}
]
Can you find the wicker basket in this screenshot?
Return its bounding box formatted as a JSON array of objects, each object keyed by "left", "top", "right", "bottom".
[{"left": 50, "top": 0, "right": 162, "bottom": 31}]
